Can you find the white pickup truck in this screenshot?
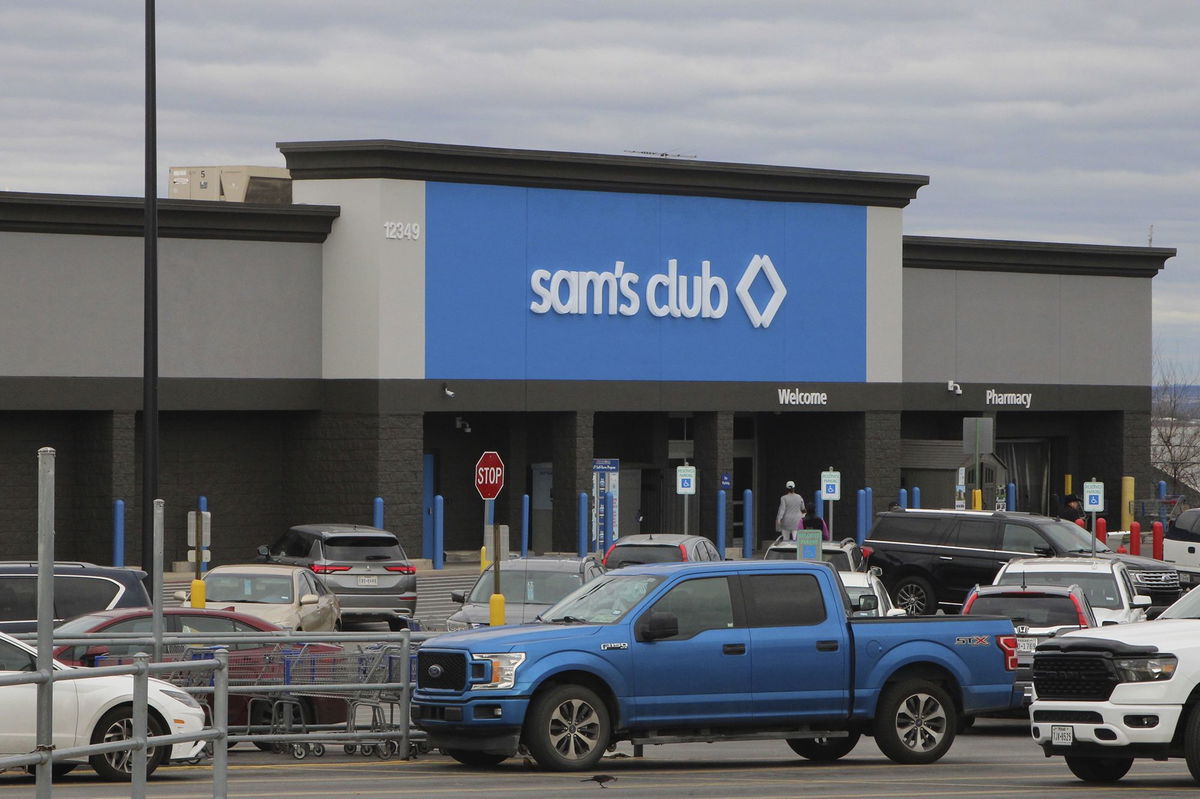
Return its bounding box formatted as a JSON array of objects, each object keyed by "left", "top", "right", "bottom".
[{"left": 1030, "top": 618, "right": 1200, "bottom": 784}]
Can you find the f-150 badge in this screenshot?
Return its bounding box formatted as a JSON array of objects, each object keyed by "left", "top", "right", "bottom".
[
  {"left": 601, "top": 643, "right": 629, "bottom": 650},
  {"left": 954, "top": 635, "right": 990, "bottom": 646}
]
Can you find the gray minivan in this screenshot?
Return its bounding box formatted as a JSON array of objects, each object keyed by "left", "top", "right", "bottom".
[{"left": 258, "top": 524, "right": 417, "bottom": 629}]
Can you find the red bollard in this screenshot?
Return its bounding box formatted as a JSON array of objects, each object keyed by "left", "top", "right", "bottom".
[
  {"left": 1129, "top": 521, "right": 1141, "bottom": 556},
  {"left": 1095, "top": 517, "right": 1107, "bottom": 545},
  {"left": 1074, "top": 518, "right": 1086, "bottom": 528},
  {"left": 1153, "top": 521, "right": 1164, "bottom": 561}
]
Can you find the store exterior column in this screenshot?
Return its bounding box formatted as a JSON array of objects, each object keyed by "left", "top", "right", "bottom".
[
  {"left": 693, "top": 411, "right": 734, "bottom": 543},
  {"left": 552, "top": 411, "right": 594, "bottom": 552}
]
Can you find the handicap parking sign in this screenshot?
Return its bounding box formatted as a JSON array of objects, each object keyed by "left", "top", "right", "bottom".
[{"left": 1082, "top": 481, "right": 1104, "bottom": 513}]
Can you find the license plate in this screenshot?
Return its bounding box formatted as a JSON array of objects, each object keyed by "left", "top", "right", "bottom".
[
  {"left": 1017, "top": 637, "right": 1037, "bottom": 653},
  {"left": 357, "top": 575, "right": 379, "bottom": 586},
  {"left": 1051, "top": 725, "right": 1073, "bottom": 745}
]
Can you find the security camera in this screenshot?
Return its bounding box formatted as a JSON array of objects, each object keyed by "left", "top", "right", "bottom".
[{"left": 442, "top": 383, "right": 455, "bottom": 398}]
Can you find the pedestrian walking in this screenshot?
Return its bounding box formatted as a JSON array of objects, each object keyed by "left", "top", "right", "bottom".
[
  {"left": 803, "top": 507, "right": 831, "bottom": 541},
  {"left": 775, "top": 480, "right": 807, "bottom": 541}
]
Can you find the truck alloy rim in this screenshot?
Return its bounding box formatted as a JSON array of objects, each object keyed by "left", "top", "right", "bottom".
[
  {"left": 895, "top": 692, "right": 947, "bottom": 751},
  {"left": 895, "top": 585, "right": 927, "bottom": 614},
  {"left": 547, "top": 698, "right": 601, "bottom": 759}
]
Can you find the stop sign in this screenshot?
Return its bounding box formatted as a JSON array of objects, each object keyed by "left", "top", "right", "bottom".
[{"left": 475, "top": 451, "right": 505, "bottom": 500}]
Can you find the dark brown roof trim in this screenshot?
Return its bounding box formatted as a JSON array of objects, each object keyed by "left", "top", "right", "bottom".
[
  {"left": 904, "top": 235, "right": 1175, "bottom": 278},
  {"left": 0, "top": 192, "right": 339, "bottom": 243},
  {"left": 278, "top": 139, "right": 929, "bottom": 208}
]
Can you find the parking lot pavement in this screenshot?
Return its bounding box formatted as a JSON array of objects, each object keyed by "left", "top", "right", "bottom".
[{"left": 4, "top": 720, "right": 1199, "bottom": 798}]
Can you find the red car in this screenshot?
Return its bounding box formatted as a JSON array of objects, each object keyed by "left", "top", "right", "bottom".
[{"left": 54, "top": 607, "right": 347, "bottom": 745}]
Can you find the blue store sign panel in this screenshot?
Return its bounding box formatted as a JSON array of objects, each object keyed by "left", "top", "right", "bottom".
[{"left": 425, "top": 182, "right": 867, "bottom": 382}]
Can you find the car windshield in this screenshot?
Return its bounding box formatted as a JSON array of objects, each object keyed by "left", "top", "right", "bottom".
[
  {"left": 1039, "top": 519, "right": 1112, "bottom": 553},
  {"left": 540, "top": 574, "right": 664, "bottom": 624},
  {"left": 205, "top": 574, "right": 294, "bottom": 604},
  {"left": 996, "top": 571, "right": 1121, "bottom": 609},
  {"left": 967, "top": 594, "right": 1084, "bottom": 627},
  {"left": 606, "top": 545, "right": 681, "bottom": 568},
  {"left": 53, "top": 614, "right": 112, "bottom": 634},
  {"left": 467, "top": 567, "right": 584, "bottom": 605},
  {"left": 321, "top": 535, "right": 405, "bottom": 561},
  {"left": 1158, "top": 588, "right": 1200, "bottom": 619}
]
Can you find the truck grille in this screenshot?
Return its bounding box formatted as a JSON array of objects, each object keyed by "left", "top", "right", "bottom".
[
  {"left": 1032, "top": 654, "right": 1118, "bottom": 701},
  {"left": 1131, "top": 570, "right": 1179, "bottom": 589},
  {"left": 417, "top": 651, "right": 467, "bottom": 690}
]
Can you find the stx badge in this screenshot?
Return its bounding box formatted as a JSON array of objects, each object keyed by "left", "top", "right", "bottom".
[{"left": 954, "top": 635, "right": 990, "bottom": 646}]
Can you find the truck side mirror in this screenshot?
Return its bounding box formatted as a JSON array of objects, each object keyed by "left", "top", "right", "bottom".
[
  {"left": 636, "top": 611, "right": 678, "bottom": 642},
  {"left": 450, "top": 590, "right": 465, "bottom": 604},
  {"left": 1131, "top": 595, "right": 1153, "bottom": 609},
  {"left": 854, "top": 594, "right": 880, "bottom": 613}
]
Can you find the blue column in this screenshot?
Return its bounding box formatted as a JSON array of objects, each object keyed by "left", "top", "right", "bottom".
[
  {"left": 433, "top": 496, "right": 445, "bottom": 570},
  {"left": 716, "top": 490, "right": 727, "bottom": 558},
  {"left": 898, "top": 488, "right": 908, "bottom": 510},
  {"left": 912, "top": 486, "right": 921, "bottom": 509},
  {"left": 577, "top": 492, "right": 589, "bottom": 558},
  {"left": 520, "top": 494, "right": 530, "bottom": 558},
  {"left": 1007, "top": 482, "right": 1017, "bottom": 511},
  {"left": 742, "top": 489, "right": 754, "bottom": 559},
  {"left": 856, "top": 489, "right": 867, "bottom": 544},
  {"left": 602, "top": 492, "right": 614, "bottom": 553},
  {"left": 813, "top": 490, "right": 824, "bottom": 519},
  {"left": 113, "top": 499, "right": 125, "bottom": 567},
  {"left": 373, "top": 496, "right": 384, "bottom": 529}
]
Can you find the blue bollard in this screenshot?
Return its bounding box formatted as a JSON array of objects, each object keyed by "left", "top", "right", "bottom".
[
  {"left": 113, "top": 499, "right": 125, "bottom": 567},
  {"left": 1007, "top": 482, "right": 1017, "bottom": 511},
  {"left": 742, "top": 489, "right": 754, "bottom": 559},
  {"left": 521, "top": 494, "right": 530, "bottom": 558},
  {"left": 578, "top": 493, "right": 589, "bottom": 558},
  {"left": 863, "top": 487, "right": 873, "bottom": 545},
  {"left": 602, "top": 492, "right": 614, "bottom": 553},
  {"left": 716, "top": 490, "right": 727, "bottom": 558},
  {"left": 373, "top": 496, "right": 384, "bottom": 529},
  {"left": 813, "top": 490, "right": 824, "bottom": 519},
  {"left": 856, "top": 489, "right": 867, "bottom": 545},
  {"left": 912, "top": 486, "right": 921, "bottom": 509},
  {"left": 898, "top": 488, "right": 908, "bottom": 509},
  {"left": 199, "top": 495, "right": 209, "bottom": 572},
  {"left": 1158, "top": 480, "right": 1168, "bottom": 499},
  {"left": 433, "top": 496, "right": 444, "bottom": 570}
]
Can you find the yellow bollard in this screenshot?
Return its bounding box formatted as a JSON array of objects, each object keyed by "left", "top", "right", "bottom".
[
  {"left": 190, "top": 578, "right": 206, "bottom": 609},
  {"left": 1121, "top": 476, "right": 1135, "bottom": 532},
  {"left": 489, "top": 593, "right": 507, "bottom": 626},
  {"left": 480, "top": 546, "right": 490, "bottom": 573},
  {"left": 971, "top": 489, "right": 982, "bottom": 510},
  {"left": 1064, "top": 474, "right": 1073, "bottom": 498}
]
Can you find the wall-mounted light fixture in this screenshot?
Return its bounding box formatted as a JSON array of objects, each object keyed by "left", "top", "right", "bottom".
[{"left": 946, "top": 380, "right": 962, "bottom": 396}]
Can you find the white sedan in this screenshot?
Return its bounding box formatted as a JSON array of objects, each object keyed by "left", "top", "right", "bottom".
[
  {"left": 0, "top": 631, "right": 206, "bottom": 780},
  {"left": 176, "top": 563, "right": 342, "bottom": 632}
]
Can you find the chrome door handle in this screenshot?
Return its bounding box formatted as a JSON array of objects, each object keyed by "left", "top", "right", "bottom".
[{"left": 939, "top": 555, "right": 954, "bottom": 560}]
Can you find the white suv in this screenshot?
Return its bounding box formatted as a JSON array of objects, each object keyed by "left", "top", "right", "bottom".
[{"left": 993, "top": 557, "right": 1151, "bottom": 626}]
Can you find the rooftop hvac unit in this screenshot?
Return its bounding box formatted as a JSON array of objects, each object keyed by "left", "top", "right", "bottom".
[{"left": 168, "top": 166, "right": 291, "bottom": 203}]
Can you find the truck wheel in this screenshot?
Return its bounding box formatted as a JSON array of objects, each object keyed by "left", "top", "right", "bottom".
[
  {"left": 524, "top": 684, "right": 611, "bottom": 771},
  {"left": 1064, "top": 756, "right": 1132, "bottom": 783},
  {"left": 786, "top": 733, "right": 860, "bottom": 761},
  {"left": 891, "top": 576, "right": 935, "bottom": 615},
  {"left": 1184, "top": 703, "right": 1200, "bottom": 782},
  {"left": 873, "top": 679, "right": 957, "bottom": 765},
  {"left": 445, "top": 749, "right": 509, "bottom": 767}
]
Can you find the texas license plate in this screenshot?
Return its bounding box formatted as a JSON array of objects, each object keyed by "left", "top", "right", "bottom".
[
  {"left": 1051, "top": 725, "right": 1073, "bottom": 745},
  {"left": 357, "top": 575, "right": 379, "bottom": 586},
  {"left": 1017, "top": 637, "right": 1037, "bottom": 653}
]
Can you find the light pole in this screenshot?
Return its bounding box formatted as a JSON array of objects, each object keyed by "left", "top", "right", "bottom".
[{"left": 142, "top": 0, "right": 159, "bottom": 594}]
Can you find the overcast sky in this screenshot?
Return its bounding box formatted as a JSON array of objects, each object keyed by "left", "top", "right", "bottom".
[{"left": 3, "top": 1, "right": 1197, "bottom": 376}]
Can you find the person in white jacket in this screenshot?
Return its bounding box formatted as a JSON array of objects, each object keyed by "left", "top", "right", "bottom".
[{"left": 775, "top": 481, "right": 807, "bottom": 541}]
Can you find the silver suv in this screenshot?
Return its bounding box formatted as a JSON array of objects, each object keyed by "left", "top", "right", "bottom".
[{"left": 258, "top": 524, "right": 417, "bottom": 630}]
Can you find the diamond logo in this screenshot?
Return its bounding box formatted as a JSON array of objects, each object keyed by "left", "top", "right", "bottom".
[{"left": 735, "top": 254, "right": 787, "bottom": 328}]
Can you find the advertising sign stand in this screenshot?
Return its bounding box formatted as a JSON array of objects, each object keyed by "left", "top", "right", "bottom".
[{"left": 592, "top": 459, "right": 620, "bottom": 549}]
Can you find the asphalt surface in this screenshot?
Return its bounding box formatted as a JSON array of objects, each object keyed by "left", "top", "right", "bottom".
[{"left": 4, "top": 719, "right": 1199, "bottom": 798}]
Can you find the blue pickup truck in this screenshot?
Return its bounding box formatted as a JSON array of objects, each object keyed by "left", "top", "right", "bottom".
[{"left": 413, "top": 560, "right": 1019, "bottom": 770}]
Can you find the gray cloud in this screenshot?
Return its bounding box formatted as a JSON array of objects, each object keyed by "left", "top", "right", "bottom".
[{"left": 3, "top": 0, "right": 1196, "bottom": 369}]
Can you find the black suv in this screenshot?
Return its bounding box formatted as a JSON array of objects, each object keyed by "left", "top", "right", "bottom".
[
  {"left": 0, "top": 562, "right": 153, "bottom": 633},
  {"left": 866, "top": 509, "right": 1181, "bottom": 615}
]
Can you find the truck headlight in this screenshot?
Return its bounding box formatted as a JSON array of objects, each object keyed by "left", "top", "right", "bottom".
[
  {"left": 471, "top": 652, "right": 525, "bottom": 690},
  {"left": 1113, "top": 655, "right": 1177, "bottom": 683}
]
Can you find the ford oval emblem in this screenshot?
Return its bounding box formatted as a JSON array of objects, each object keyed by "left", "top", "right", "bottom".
[{"left": 428, "top": 664, "right": 444, "bottom": 679}]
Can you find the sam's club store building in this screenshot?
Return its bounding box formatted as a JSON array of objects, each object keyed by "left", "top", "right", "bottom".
[{"left": 0, "top": 140, "right": 1174, "bottom": 564}]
